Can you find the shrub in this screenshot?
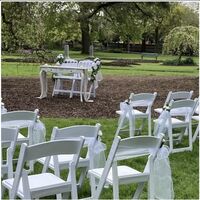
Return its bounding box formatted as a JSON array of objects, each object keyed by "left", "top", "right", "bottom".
[{"left": 163, "top": 57, "right": 197, "bottom": 66}]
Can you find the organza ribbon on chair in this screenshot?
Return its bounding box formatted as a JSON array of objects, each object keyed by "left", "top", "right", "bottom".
[
  {"left": 1, "top": 102, "right": 7, "bottom": 114},
  {"left": 151, "top": 145, "right": 174, "bottom": 199},
  {"left": 32, "top": 119, "right": 46, "bottom": 144},
  {"left": 87, "top": 133, "right": 107, "bottom": 169}
]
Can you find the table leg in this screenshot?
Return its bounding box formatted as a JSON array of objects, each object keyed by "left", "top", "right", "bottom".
[{"left": 38, "top": 70, "right": 47, "bottom": 99}]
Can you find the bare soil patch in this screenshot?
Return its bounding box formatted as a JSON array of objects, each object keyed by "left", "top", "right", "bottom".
[{"left": 2, "top": 76, "right": 198, "bottom": 119}]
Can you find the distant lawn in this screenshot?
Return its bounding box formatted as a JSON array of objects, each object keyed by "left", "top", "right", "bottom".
[
  {"left": 2, "top": 50, "right": 199, "bottom": 63},
  {"left": 1, "top": 61, "right": 198, "bottom": 77}
]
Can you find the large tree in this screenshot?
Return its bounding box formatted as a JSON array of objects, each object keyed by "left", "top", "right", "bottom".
[{"left": 163, "top": 26, "right": 199, "bottom": 63}]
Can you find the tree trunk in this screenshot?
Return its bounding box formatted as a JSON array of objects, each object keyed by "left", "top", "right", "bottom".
[
  {"left": 178, "top": 53, "right": 182, "bottom": 65},
  {"left": 141, "top": 38, "right": 146, "bottom": 52},
  {"left": 127, "top": 38, "right": 130, "bottom": 53},
  {"left": 80, "top": 19, "right": 90, "bottom": 54},
  {"left": 155, "top": 26, "right": 159, "bottom": 53}
]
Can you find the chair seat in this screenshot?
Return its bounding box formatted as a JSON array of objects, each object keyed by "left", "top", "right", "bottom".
[
  {"left": 89, "top": 165, "right": 149, "bottom": 185},
  {"left": 38, "top": 155, "right": 89, "bottom": 170},
  {"left": 154, "top": 108, "right": 163, "bottom": 114},
  {"left": 171, "top": 118, "right": 189, "bottom": 128},
  {"left": 53, "top": 75, "right": 81, "bottom": 80},
  {"left": 2, "top": 173, "right": 70, "bottom": 198},
  {"left": 192, "top": 116, "right": 199, "bottom": 122},
  {"left": 116, "top": 110, "right": 148, "bottom": 118}
]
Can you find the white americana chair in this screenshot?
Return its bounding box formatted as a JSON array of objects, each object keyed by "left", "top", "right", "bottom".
[
  {"left": 116, "top": 92, "right": 157, "bottom": 136},
  {"left": 2, "top": 138, "right": 85, "bottom": 200},
  {"left": 37, "top": 123, "right": 103, "bottom": 189},
  {"left": 1, "top": 127, "right": 19, "bottom": 179},
  {"left": 192, "top": 99, "right": 199, "bottom": 142},
  {"left": 165, "top": 99, "right": 198, "bottom": 153},
  {"left": 52, "top": 59, "right": 79, "bottom": 98},
  {"left": 88, "top": 134, "right": 164, "bottom": 199},
  {"left": 70, "top": 60, "right": 97, "bottom": 99},
  {"left": 154, "top": 91, "right": 193, "bottom": 114},
  {"left": 1, "top": 109, "right": 39, "bottom": 146}
]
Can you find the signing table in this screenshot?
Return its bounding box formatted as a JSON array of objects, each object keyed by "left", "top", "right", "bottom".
[{"left": 38, "top": 64, "right": 102, "bottom": 102}]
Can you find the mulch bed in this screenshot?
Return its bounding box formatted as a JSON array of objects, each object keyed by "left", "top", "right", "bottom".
[{"left": 2, "top": 76, "right": 198, "bottom": 119}]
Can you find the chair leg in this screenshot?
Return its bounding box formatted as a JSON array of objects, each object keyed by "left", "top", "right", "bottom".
[
  {"left": 77, "top": 167, "right": 88, "bottom": 189},
  {"left": 56, "top": 193, "right": 62, "bottom": 199},
  {"left": 70, "top": 79, "right": 76, "bottom": 98},
  {"left": 132, "top": 182, "right": 145, "bottom": 199},
  {"left": 80, "top": 79, "right": 83, "bottom": 102},
  {"left": 193, "top": 124, "right": 199, "bottom": 143},
  {"left": 148, "top": 115, "right": 151, "bottom": 136},
  {"left": 188, "top": 123, "right": 193, "bottom": 151},
  {"left": 1, "top": 184, "right": 6, "bottom": 199},
  {"left": 138, "top": 118, "right": 146, "bottom": 135},
  {"left": 112, "top": 162, "right": 119, "bottom": 199},
  {"left": 168, "top": 128, "right": 173, "bottom": 153}
]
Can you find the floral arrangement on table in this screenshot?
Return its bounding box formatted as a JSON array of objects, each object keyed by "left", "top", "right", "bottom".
[
  {"left": 90, "top": 57, "right": 101, "bottom": 82},
  {"left": 55, "top": 54, "right": 64, "bottom": 64}
]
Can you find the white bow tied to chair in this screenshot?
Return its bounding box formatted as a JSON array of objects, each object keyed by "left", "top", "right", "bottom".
[
  {"left": 1, "top": 102, "right": 7, "bottom": 114},
  {"left": 115, "top": 101, "right": 135, "bottom": 137},
  {"left": 32, "top": 117, "right": 46, "bottom": 144},
  {"left": 154, "top": 109, "right": 170, "bottom": 137},
  {"left": 151, "top": 145, "right": 174, "bottom": 199},
  {"left": 87, "top": 130, "right": 107, "bottom": 169}
]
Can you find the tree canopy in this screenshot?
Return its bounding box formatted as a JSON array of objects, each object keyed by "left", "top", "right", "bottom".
[
  {"left": 163, "top": 26, "right": 199, "bottom": 62},
  {"left": 1, "top": 2, "right": 199, "bottom": 54}
]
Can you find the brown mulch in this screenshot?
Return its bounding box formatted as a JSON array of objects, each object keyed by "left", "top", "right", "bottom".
[{"left": 2, "top": 76, "right": 199, "bottom": 119}]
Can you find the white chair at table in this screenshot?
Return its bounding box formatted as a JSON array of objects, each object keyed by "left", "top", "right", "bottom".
[
  {"left": 70, "top": 59, "right": 97, "bottom": 99},
  {"left": 192, "top": 98, "right": 199, "bottom": 142},
  {"left": 2, "top": 138, "right": 85, "bottom": 200},
  {"left": 37, "top": 123, "right": 102, "bottom": 189},
  {"left": 1, "top": 127, "right": 19, "bottom": 179},
  {"left": 52, "top": 59, "right": 79, "bottom": 97},
  {"left": 154, "top": 90, "right": 193, "bottom": 115},
  {"left": 116, "top": 92, "right": 157, "bottom": 136},
  {"left": 88, "top": 134, "right": 164, "bottom": 199},
  {"left": 165, "top": 99, "right": 198, "bottom": 153}
]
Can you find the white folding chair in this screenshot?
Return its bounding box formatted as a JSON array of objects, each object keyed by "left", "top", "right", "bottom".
[
  {"left": 166, "top": 99, "right": 198, "bottom": 153},
  {"left": 1, "top": 127, "right": 19, "bottom": 179},
  {"left": 117, "top": 92, "right": 157, "bottom": 136},
  {"left": 70, "top": 60, "right": 97, "bottom": 99},
  {"left": 88, "top": 134, "right": 164, "bottom": 199},
  {"left": 192, "top": 99, "right": 199, "bottom": 142},
  {"left": 37, "top": 123, "right": 102, "bottom": 189},
  {"left": 52, "top": 59, "right": 79, "bottom": 97},
  {"left": 2, "top": 138, "right": 85, "bottom": 199},
  {"left": 1, "top": 109, "right": 39, "bottom": 146},
  {"left": 154, "top": 91, "right": 193, "bottom": 114},
  {"left": 115, "top": 101, "right": 135, "bottom": 137}
]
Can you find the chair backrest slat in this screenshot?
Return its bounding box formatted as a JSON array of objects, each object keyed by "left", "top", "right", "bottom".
[
  {"left": 115, "top": 135, "right": 163, "bottom": 161},
  {"left": 24, "top": 139, "right": 84, "bottom": 161},
  {"left": 165, "top": 91, "right": 193, "bottom": 106},
  {"left": 52, "top": 124, "right": 100, "bottom": 140},
  {"left": 129, "top": 92, "right": 157, "bottom": 106},
  {"left": 1, "top": 110, "right": 38, "bottom": 122}
]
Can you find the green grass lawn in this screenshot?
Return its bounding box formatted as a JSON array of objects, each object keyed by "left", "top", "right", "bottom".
[
  {"left": 1, "top": 61, "right": 198, "bottom": 77},
  {"left": 2, "top": 117, "right": 198, "bottom": 199},
  {"left": 1, "top": 51, "right": 198, "bottom": 77}
]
